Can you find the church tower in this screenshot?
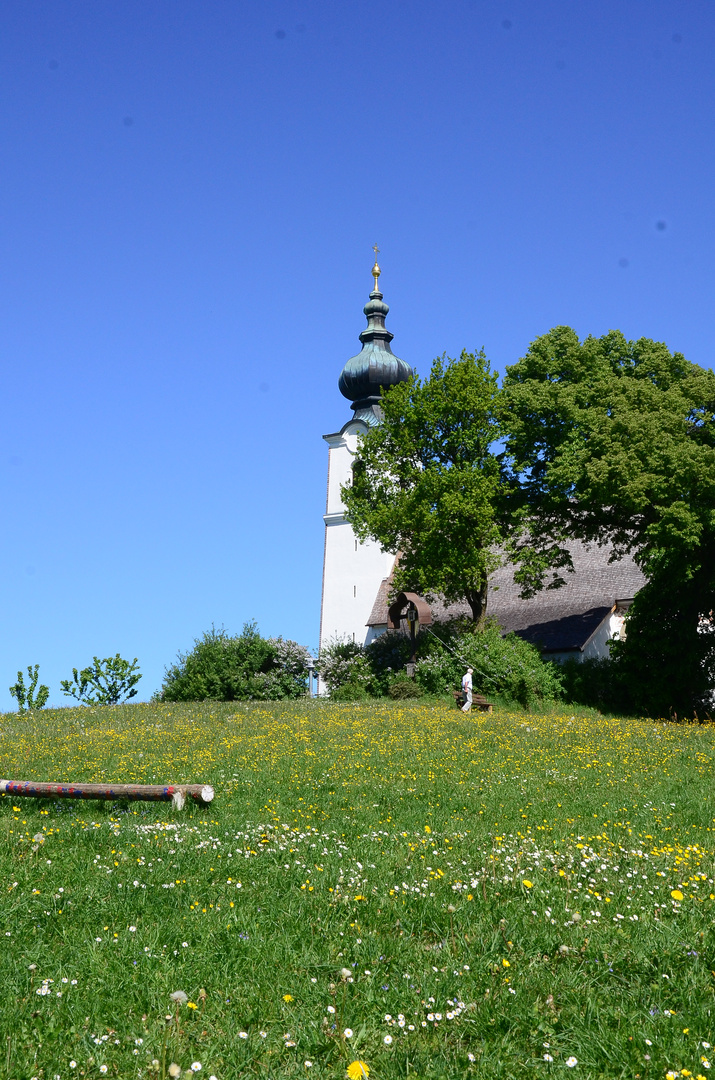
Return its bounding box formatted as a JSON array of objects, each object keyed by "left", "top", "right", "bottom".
[{"left": 318, "top": 254, "right": 413, "bottom": 683}]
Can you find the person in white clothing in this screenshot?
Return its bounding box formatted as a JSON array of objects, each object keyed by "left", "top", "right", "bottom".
[{"left": 461, "top": 667, "right": 473, "bottom": 712}]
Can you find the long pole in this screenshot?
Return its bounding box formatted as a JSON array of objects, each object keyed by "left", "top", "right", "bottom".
[{"left": 0, "top": 779, "right": 214, "bottom": 810}]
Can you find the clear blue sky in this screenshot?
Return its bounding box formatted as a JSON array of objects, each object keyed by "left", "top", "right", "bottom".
[{"left": 2, "top": 0, "right": 714, "bottom": 709}]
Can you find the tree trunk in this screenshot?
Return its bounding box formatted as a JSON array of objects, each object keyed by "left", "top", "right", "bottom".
[{"left": 465, "top": 578, "right": 489, "bottom": 630}]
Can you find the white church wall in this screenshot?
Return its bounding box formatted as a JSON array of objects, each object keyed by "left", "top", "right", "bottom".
[
  {"left": 581, "top": 609, "right": 623, "bottom": 661},
  {"left": 318, "top": 419, "right": 395, "bottom": 693}
]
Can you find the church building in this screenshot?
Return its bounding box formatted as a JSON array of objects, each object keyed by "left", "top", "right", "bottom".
[
  {"left": 317, "top": 257, "right": 645, "bottom": 691},
  {"left": 317, "top": 254, "right": 411, "bottom": 674}
]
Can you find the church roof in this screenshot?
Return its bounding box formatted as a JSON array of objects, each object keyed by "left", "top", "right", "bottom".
[
  {"left": 366, "top": 539, "right": 647, "bottom": 654},
  {"left": 338, "top": 257, "right": 413, "bottom": 417}
]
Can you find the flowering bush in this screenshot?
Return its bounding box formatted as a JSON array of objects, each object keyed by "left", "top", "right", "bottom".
[{"left": 317, "top": 637, "right": 374, "bottom": 697}]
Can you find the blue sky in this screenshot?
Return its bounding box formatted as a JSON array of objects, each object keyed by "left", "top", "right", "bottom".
[{"left": 2, "top": 0, "right": 714, "bottom": 708}]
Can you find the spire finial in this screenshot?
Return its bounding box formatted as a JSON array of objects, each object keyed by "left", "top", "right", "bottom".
[{"left": 371, "top": 243, "right": 381, "bottom": 291}]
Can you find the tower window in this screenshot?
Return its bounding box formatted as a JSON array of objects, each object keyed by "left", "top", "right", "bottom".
[
  {"left": 354, "top": 539, "right": 358, "bottom": 551},
  {"left": 353, "top": 585, "right": 356, "bottom": 597}
]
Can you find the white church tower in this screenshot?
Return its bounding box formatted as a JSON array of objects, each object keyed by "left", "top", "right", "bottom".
[{"left": 318, "top": 254, "right": 413, "bottom": 685}]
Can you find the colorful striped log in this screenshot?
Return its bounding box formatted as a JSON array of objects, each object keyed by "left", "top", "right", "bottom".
[{"left": 0, "top": 779, "right": 214, "bottom": 810}]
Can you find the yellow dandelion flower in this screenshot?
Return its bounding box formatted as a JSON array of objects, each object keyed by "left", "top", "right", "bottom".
[
  {"left": 522, "top": 880, "right": 533, "bottom": 888},
  {"left": 283, "top": 994, "right": 294, "bottom": 1002},
  {"left": 671, "top": 890, "right": 684, "bottom": 901},
  {"left": 346, "top": 1062, "right": 369, "bottom": 1080}
]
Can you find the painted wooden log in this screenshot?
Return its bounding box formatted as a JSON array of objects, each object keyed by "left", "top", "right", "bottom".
[{"left": 0, "top": 779, "right": 214, "bottom": 810}]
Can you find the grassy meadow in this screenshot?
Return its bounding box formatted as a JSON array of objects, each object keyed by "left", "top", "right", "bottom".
[{"left": 0, "top": 700, "right": 714, "bottom": 1080}]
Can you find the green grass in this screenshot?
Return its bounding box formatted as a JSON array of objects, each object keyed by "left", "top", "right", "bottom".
[{"left": 0, "top": 700, "right": 714, "bottom": 1080}]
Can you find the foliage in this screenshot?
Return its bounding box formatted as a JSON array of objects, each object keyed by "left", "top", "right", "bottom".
[
  {"left": 60, "top": 654, "right": 141, "bottom": 706},
  {"left": 558, "top": 655, "right": 621, "bottom": 713},
  {"left": 158, "top": 623, "right": 310, "bottom": 702},
  {"left": 413, "top": 623, "right": 564, "bottom": 708},
  {"left": 342, "top": 350, "right": 507, "bottom": 626},
  {"left": 0, "top": 699, "right": 713, "bottom": 1077},
  {"left": 9, "top": 664, "right": 49, "bottom": 712},
  {"left": 501, "top": 326, "right": 715, "bottom": 715},
  {"left": 317, "top": 637, "right": 375, "bottom": 696},
  {"left": 363, "top": 631, "right": 413, "bottom": 695},
  {"left": 386, "top": 673, "right": 422, "bottom": 699},
  {"left": 321, "top": 623, "right": 562, "bottom": 708}
]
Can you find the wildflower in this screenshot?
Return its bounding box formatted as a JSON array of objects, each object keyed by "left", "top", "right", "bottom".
[
  {"left": 502, "top": 959, "right": 510, "bottom": 967},
  {"left": 170, "top": 990, "right": 188, "bottom": 1004},
  {"left": 283, "top": 994, "right": 294, "bottom": 1002},
  {"left": 384, "top": 1035, "right": 393, "bottom": 1045},
  {"left": 340, "top": 968, "right": 352, "bottom": 979},
  {"left": 702, "top": 1060, "right": 711, "bottom": 1070},
  {"left": 169, "top": 1066, "right": 181, "bottom": 1078},
  {"left": 305, "top": 1062, "right": 313, "bottom": 1069},
  {"left": 327, "top": 1005, "right": 336, "bottom": 1014},
  {"left": 467, "top": 1052, "right": 476, "bottom": 1062},
  {"left": 522, "top": 880, "right": 533, "bottom": 888},
  {"left": 346, "top": 1063, "right": 369, "bottom": 1080},
  {"left": 100, "top": 1067, "right": 108, "bottom": 1075},
  {"left": 191, "top": 1065, "right": 202, "bottom": 1073},
  {"left": 544, "top": 1054, "right": 554, "bottom": 1062},
  {"left": 671, "top": 890, "right": 684, "bottom": 901},
  {"left": 69, "top": 1062, "right": 77, "bottom": 1069},
  {"left": 129, "top": 925, "right": 137, "bottom": 932},
  {"left": 566, "top": 1057, "right": 578, "bottom": 1068},
  {"left": 344, "top": 1028, "right": 354, "bottom": 1038},
  {"left": 238, "top": 1032, "right": 248, "bottom": 1039}
]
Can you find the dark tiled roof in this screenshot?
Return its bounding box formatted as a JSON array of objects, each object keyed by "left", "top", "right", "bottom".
[{"left": 366, "top": 539, "right": 646, "bottom": 653}]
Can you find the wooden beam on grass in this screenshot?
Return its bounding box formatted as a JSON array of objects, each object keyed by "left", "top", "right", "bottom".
[{"left": 0, "top": 779, "right": 214, "bottom": 810}]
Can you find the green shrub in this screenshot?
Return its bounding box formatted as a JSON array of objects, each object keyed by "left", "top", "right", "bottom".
[
  {"left": 387, "top": 674, "right": 422, "bottom": 699},
  {"left": 364, "top": 632, "right": 413, "bottom": 694},
  {"left": 329, "top": 680, "right": 372, "bottom": 702},
  {"left": 9, "top": 664, "right": 50, "bottom": 712},
  {"left": 157, "top": 623, "right": 310, "bottom": 702},
  {"left": 61, "top": 655, "right": 141, "bottom": 706}
]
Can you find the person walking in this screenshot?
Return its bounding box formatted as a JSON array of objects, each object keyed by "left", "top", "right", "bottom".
[{"left": 461, "top": 667, "right": 473, "bottom": 713}]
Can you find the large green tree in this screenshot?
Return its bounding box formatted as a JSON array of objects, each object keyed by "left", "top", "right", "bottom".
[
  {"left": 501, "top": 326, "right": 715, "bottom": 716},
  {"left": 342, "top": 350, "right": 507, "bottom": 626}
]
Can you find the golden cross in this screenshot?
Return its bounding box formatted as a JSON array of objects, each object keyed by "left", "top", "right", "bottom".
[{"left": 372, "top": 243, "right": 380, "bottom": 258}]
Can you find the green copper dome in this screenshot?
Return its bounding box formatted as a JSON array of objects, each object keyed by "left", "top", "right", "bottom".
[{"left": 338, "top": 270, "right": 413, "bottom": 424}]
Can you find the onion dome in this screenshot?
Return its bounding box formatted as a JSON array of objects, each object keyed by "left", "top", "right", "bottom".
[{"left": 338, "top": 252, "right": 413, "bottom": 424}]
